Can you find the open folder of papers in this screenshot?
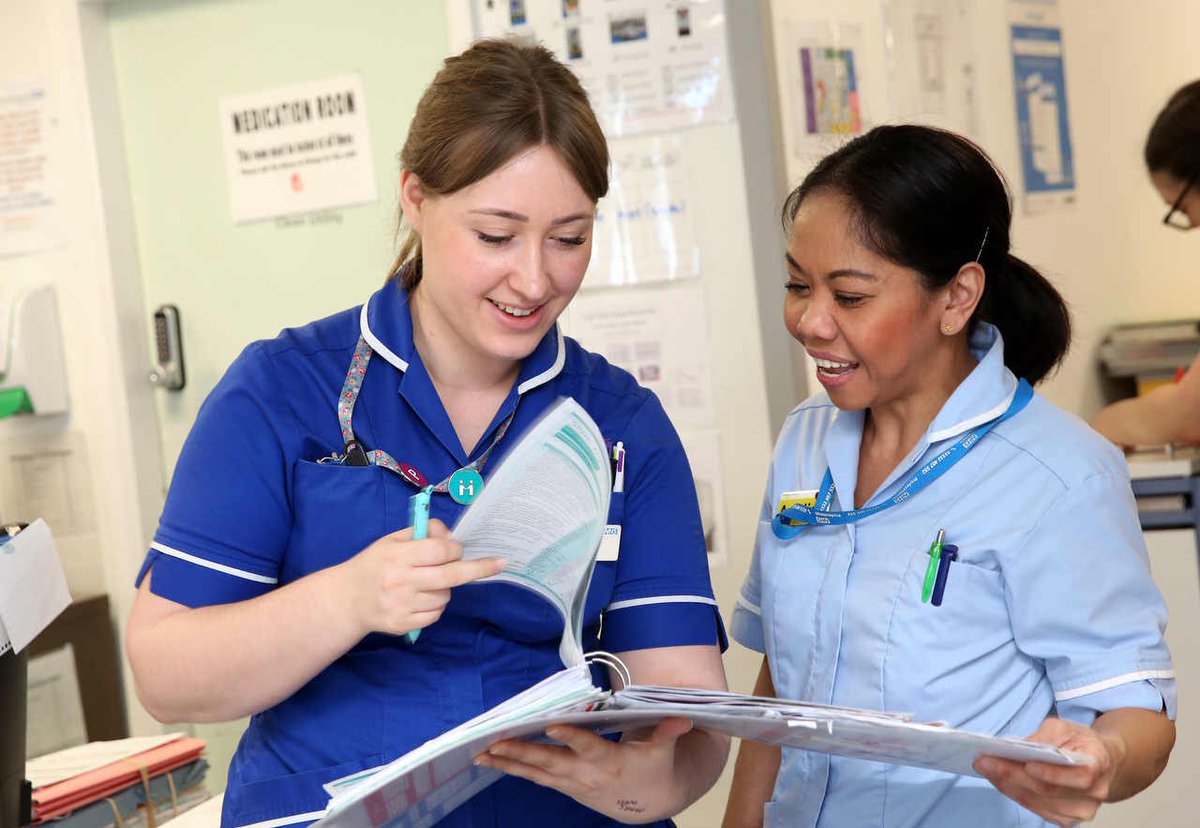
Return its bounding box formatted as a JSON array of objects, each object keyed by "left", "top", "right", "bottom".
[{"left": 312, "top": 398, "right": 1089, "bottom": 828}]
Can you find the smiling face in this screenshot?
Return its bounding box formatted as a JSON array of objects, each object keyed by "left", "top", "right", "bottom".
[
  {"left": 400, "top": 144, "right": 595, "bottom": 382},
  {"left": 785, "top": 190, "right": 960, "bottom": 412}
]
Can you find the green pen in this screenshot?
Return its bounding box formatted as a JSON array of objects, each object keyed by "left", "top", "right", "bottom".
[{"left": 921, "top": 528, "right": 945, "bottom": 604}]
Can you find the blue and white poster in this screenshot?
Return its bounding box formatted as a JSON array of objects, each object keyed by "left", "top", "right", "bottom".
[{"left": 1008, "top": 1, "right": 1075, "bottom": 213}]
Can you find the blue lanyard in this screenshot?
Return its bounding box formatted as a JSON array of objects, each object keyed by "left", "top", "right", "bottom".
[{"left": 771, "top": 379, "right": 1034, "bottom": 540}]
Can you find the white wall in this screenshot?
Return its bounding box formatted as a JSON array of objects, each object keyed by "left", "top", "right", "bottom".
[{"left": 0, "top": 0, "right": 164, "bottom": 737}]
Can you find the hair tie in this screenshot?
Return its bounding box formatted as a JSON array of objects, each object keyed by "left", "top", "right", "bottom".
[{"left": 975, "top": 226, "right": 990, "bottom": 263}]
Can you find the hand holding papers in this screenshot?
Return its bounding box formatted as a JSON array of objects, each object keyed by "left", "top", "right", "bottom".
[{"left": 312, "top": 400, "right": 1090, "bottom": 828}]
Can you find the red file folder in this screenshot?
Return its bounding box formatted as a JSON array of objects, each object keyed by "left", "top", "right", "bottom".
[{"left": 31, "top": 736, "right": 206, "bottom": 822}]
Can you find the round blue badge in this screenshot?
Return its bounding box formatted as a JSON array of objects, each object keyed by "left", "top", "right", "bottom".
[{"left": 448, "top": 468, "right": 484, "bottom": 505}]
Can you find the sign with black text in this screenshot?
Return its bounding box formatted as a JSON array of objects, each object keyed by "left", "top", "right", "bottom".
[{"left": 219, "top": 74, "right": 376, "bottom": 223}]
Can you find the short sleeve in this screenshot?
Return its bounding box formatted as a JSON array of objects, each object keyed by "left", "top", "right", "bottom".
[
  {"left": 597, "top": 393, "right": 726, "bottom": 653},
  {"left": 729, "top": 477, "right": 774, "bottom": 654},
  {"left": 135, "top": 343, "right": 297, "bottom": 607},
  {"left": 1002, "top": 472, "right": 1176, "bottom": 722}
]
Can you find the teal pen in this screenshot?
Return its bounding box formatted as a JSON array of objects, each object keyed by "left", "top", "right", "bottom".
[{"left": 405, "top": 488, "right": 432, "bottom": 644}]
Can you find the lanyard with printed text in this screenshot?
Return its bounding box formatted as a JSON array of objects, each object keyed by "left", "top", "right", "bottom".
[
  {"left": 332, "top": 336, "right": 515, "bottom": 504},
  {"left": 771, "top": 379, "right": 1034, "bottom": 540}
]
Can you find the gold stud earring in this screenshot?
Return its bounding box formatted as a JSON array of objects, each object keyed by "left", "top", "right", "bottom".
[{"left": 942, "top": 324, "right": 956, "bottom": 335}]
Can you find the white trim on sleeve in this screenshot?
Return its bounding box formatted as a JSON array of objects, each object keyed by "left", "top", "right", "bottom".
[
  {"left": 150, "top": 542, "right": 278, "bottom": 585},
  {"left": 605, "top": 594, "right": 719, "bottom": 612},
  {"left": 1054, "top": 669, "right": 1177, "bottom": 702},
  {"left": 237, "top": 809, "right": 326, "bottom": 828},
  {"left": 735, "top": 595, "right": 762, "bottom": 617}
]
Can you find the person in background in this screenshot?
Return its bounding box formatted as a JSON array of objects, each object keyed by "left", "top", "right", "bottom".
[
  {"left": 1091, "top": 80, "right": 1200, "bottom": 446},
  {"left": 125, "top": 39, "right": 728, "bottom": 828},
  {"left": 723, "top": 125, "right": 1175, "bottom": 828}
]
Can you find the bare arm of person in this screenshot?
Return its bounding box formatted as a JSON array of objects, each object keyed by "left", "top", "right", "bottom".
[
  {"left": 1090, "top": 350, "right": 1200, "bottom": 446},
  {"left": 477, "top": 643, "right": 730, "bottom": 823},
  {"left": 126, "top": 519, "right": 503, "bottom": 723},
  {"left": 975, "top": 706, "right": 1176, "bottom": 826},
  {"left": 721, "top": 656, "right": 781, "bottom": 828}
]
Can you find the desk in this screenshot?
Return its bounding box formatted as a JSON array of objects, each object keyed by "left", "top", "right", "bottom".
[{"left": 160, "top": 794, "right": 222, "bottom": 828}]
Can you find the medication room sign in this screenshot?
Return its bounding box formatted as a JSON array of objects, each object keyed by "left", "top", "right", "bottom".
[{"left": 218, "top": 74, "right": 376, "bottom": 223}]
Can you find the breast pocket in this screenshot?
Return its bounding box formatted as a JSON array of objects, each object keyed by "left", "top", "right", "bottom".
[
  {"left": 286, "top": 460, "right": 397, "bottom": 584},
  {"left": 884, "top": 546, "right": 1014, "bottom": 719}
]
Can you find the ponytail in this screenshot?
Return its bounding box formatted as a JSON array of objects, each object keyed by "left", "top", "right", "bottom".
[{"left": 978, "top": 253, "right": 1070, "bottom": 384}]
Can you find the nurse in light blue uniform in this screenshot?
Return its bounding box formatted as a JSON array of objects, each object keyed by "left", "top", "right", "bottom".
[
  {"left": 126, "top": 40, "right": 728, "bottom": 828},
  {"left": 724, "top": 125, "right": 1177, "bottom": 828}
]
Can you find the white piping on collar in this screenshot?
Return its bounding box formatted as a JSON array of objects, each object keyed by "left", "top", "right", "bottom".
[
  {"left": 926, "top": 383, "right": 1020, "bottom": 444},
  {"left": 359, "top": 300, "right": 409, "bottom": 372},
  {"left": 516, "top": 326, "right": 566, "bottom": 395}
]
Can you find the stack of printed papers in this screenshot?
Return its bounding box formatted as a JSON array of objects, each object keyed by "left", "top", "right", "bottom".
[{"left": 310, "top": 398, "right": 1090, "bottom": 828}]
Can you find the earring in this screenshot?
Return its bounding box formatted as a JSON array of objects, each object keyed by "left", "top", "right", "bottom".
[{"left": 942, "top": 324, "right": 956, "bottom": 335}]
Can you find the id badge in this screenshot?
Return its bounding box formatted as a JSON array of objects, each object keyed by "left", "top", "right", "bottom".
[
  {"left": 597, "top": 524, "right": 622, "bottom": 561},
  {"left": 776, "top": 489, "right": 818, "bottom": 515}
]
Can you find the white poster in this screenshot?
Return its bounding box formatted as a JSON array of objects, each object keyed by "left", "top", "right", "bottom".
[
  {"left": 883, "top": 0, "right": 979, "bottom": 136},
  {"left": 561, "top": 282, "right": 715, "bottom": 429},
  {"left": 587, "top": 133, "right": 699, "bottom": 289},
  {"left": 0, "top": 80, "right": 58, "bottom": 258},
  {"left": 782, "top": 20, "right": 869, "bottom": 160},
  {"left": 219, "top": 74, "right": 377, "bottom": 223},
  {"left": 474, "top": 0, "right": 734, "bottom": 137}
]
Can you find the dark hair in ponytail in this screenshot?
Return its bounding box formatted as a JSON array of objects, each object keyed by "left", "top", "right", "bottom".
[
  {"left": 1145, "top": 79, "right": 1200, "bottom": 180},
  {"left": 782, "top": 125, "right": 1070, "bottom": 384}
]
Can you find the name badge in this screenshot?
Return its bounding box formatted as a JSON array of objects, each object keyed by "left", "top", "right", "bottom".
[
  {"left": 597, "top": 524, "right": 622, "bottom": 561},
  {"left": 776, "top": 489, "right": 818, "bottom": 515}
]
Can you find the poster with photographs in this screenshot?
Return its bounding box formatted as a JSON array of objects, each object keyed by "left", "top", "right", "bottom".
[{"left": 472, "top": 0, "right": 734, "bottom": 137}]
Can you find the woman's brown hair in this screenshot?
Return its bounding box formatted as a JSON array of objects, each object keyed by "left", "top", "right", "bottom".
[{"left": 390, "top": 39, "right": 609, "bottom": 288}]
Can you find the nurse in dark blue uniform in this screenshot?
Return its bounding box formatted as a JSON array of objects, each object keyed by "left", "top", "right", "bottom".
[{"left": 126, "top": 39, "right": 729, "bottom": 828}]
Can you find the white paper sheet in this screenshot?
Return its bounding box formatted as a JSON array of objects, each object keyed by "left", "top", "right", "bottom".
[
  {"left": 454, "top": 397, "right": 610, "bottom": 667},
  {"left": 0, "top": 519, "right": 70, "bottom": 654}
]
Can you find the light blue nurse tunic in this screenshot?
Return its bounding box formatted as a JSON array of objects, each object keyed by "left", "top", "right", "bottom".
[{"left": 731, "top": 323, "right": 1176, "bottom": 828}]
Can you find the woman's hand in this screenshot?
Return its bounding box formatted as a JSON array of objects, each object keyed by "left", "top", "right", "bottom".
[
  {"left": 974, "top": 717, "right": 1119, "bottom": 826},
  {"left": 476, "top": 717, "right": 697, "bottom": 823},
  {"left": 336, "top": 518, "right": 505, "bottom": 637}
]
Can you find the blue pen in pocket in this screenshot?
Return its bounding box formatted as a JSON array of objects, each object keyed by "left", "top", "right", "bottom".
[
  {"left": 930, "top": 544, "right": 958, "bottom": 607},
  {"left": 405, "top": 488, "right": 432, "bottom": 644}
]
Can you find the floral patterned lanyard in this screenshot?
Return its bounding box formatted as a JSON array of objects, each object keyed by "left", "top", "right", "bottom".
[{"left": 332, "top": 336, "right": 515, "bottom": 504}]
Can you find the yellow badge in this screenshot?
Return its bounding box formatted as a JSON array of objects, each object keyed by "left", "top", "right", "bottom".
[{"left": 777, "top": 489, "right": 818, "bottom": 515}]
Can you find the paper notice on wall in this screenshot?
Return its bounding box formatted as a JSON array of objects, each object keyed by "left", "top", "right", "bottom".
[
  {"left": 0, "top": 80, "right": 58, "bottom": 258},
  {"left": 474, "top": 0, "right": 733, "bottom": 137},
  {"left": 1007, "top": 0, "right": 1075, "bottom": 215},
  {"left": 219, "top": 74, "right": 377, "bottom": 223},
  {"left": 586, "top": 133, "right": 700, "bottom": 289},
  {"left": 678, "top": 429, "right": 727, "bottom": 567},
  {"left": 560, "top": 282, "right": 715, "bottom": 429},
  {"left": 882, "top": 0, "right": 979, "bottom": 137},
  {"left": 782, "top": 20, "right": 868, "bottom": 160}
]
